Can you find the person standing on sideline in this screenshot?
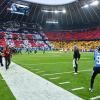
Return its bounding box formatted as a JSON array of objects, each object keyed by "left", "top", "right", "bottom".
[
  {"left": 73, "top": 45, "right": 80, "bottom": 74},
  {"left": 0, "top": 46, "right": 3, "bottom": 66},
  {"left": 3, "top": 45, "right": 12, "bottom": 70},
  {"left": 89, "top": 46, "right": 100, "bottom": 92}
]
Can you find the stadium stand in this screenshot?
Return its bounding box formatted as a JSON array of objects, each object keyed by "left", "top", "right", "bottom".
[
  {"left": 45, "top": 29, "right": 100, "bottom": 41},
  {"left": 45, "top": 29, "right": 100, "bottom": 51},
  {"left": 0, "top": 28, "right": 100, "bottom": 52},
  {"left": 0, "top": 31, "right": 51, "bottom": 50}
]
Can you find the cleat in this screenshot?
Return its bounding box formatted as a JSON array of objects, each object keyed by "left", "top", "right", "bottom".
[
  {"left": 89, "top": 88, "right": 93, "bottom": 92},
  {"left": 74, "top": 72, "right": 78, "bottom": 74}
]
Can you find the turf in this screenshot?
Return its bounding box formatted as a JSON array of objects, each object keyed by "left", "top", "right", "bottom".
[
  {"left": 12, "top": 51, "right": 100, "bottom": 100},
  {"left": 0, "top": 74, "right": 15, "bottom": 100}
]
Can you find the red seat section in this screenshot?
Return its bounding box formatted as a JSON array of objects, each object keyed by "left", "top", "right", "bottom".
[
  {"left": 12, "top": 33, "right": 20, "bottom": 39},
  {"left": 36, "top": 43, "right": 45, "bottom": 47},
  {"left": 26, "top": 34, "right": 33, "bottom": 40},
  {"left": 13, "top": 40, "right": 23, "bottom": 48},
  {"left": 46, "top": 32, "right": 65, "bottom": 41},
  {"left": 46, "top": 29, "right": 100, "bottom": 41},
  {"left": 0, "top": 38, "right": 6, "bottom": 47},
  {"left": 29, "top": 40, "right": 37, "bottom": 47},
  {"left": 0, "top": 32, "right": 6, "bottom": 47},
  {"left": 0, "top": 32, "right": 5, "bottom": 39}
]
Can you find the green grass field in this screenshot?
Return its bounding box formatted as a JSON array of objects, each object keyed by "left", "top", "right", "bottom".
[
  {"left": 0, "top": 75, "right": 15, "bottom": 100},
  {"left": 10, "top": 51, "right": 100, "bottom": 100}
]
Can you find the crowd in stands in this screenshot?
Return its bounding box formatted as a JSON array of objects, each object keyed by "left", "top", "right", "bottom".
[
  {"left": 45, "top": 29, "right": 100, "bottom": 41},
  {"left": 0, "top": 31, "right": 51, "bottom": 53},
  {"left": 51, "top": 41, "right": 100, "bottom": 52},
  {"left": 45, "top": 29, "right": 100, "bottom": 51},
  {"left": 0, "top": 27, "right": 100, "bottom": 52}
]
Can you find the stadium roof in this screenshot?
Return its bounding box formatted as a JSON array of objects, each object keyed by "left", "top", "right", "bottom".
[
  {"left": 0, "top": 0, "right": 100, "bottom": 31},
  {"left": 23, "top": 0, "right": 76, "bottom": 5}
]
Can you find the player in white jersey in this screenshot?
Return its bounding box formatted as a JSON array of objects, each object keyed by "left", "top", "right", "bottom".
[{"left": 89, "top": 46, "right": 100, "bottom": 92}]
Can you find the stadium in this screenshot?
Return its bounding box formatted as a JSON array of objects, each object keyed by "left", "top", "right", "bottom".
[{"left": 0, "top": 0, "right": 100, "bottom": 100}]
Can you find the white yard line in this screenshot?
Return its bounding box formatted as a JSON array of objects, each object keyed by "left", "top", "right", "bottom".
[
  {"left": 90, "top": 96, "right": 100, "bottom": 100},
  {"left": 0, "top": 62, "right": 83, "bottom": 100},
  {"left": 42, "top": 69, "right": 91, "bottom": 76},
  {"left": 49, "top": 77, "right": 60, "bottom": 80},
  {"left": 71, "top": 87, "right": 85, "bottom": 91},
  {"left": 59, "top": 82, "right": 70, "bottom": 85},
  {"left": 42, "top": 72, "right": 69, "bottom": 76},
  {"left": 23, "top": 61, "right": 92, "bottom": 66},
  {"left": 23, "top": 62, "right": 70, "bottom": 65}
]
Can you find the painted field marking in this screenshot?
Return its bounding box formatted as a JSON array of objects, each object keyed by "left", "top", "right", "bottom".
[
  {"left": 23, "top": 62, "right": 69, "bottom": 65},
  {"left": 71, "top": 87, "right": 85, "bottom": 91},
  {"left": 28, "top": 66, "right": 35, "bottom": 68},
  {"left": 42, "top": 71, "right": 69, "bottom": 76},
  {"left": 49, "top": 77, "right": 60, "bottom": 80},
  {"left": 59, "top": 81, "right": 70, "bottom": 85},
  {"left": 23, "top": 60, "right": 92, "bottom": 66},
  {"left": 0, "top": 62, "right": 83, "bottom": 100},
  {"left": 36, "top": 71, "right": 45, "bottom": 73},
  {"left": 42, "top": 69, "right": 91, "bottom": 76},
  {"left": 90, "top": 96, "right": 100, "bottom": 100}
]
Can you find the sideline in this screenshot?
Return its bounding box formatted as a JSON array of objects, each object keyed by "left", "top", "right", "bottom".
[{"left": 0, "top": 62, "right": 83, "bottom": 100}]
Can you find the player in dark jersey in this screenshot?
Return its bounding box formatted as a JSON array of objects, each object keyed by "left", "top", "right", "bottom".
[
  {"left": 73, "top": 46, "right": 80, "bottom": 74},
  {"left": 0, "top": 46, "right": 3, "bottom": 66},
  {"left": 89, "top": 46, "right": 100, "bottom": 92}
]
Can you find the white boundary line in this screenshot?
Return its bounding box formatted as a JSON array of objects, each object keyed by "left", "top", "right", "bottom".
[
  {"left": 0, "top": 62, "right": 83, "bottom": 100},
  {"left": 90, "top": 96, "right": 100, "bottom": 100},
  {"left": 42, "top": 69, "right": 91, "bottom": 76},
  {"left": 59, "top": 82, "right": 70, "bottom": 85},
  {"left": 71, "top": 87, "right": 85, "bottom": 91}
]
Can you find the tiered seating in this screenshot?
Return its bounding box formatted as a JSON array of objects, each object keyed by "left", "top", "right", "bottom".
[
  {"left": 33, "top": 34, "right": 42, "bottom": 40},
  {"left": 26, "top": 34, "right": 33, "bottom": 40},
  {"left": 29, "top": 40, "right": 37, "bottom": 47},
  {"left": 51, "top": 41, "right": 100, "bottom": 51},
  {"left": 12, "top": 33, "right": 20, "bottom": 39},
  {"left": 36, "top": 41, "right": 45, "bottom": 47},
  {"left": 0, "top": 31, "right": 50, "bottom": 48},
  {"left": 0, "top": 38, "right": 6, "bottom": 47},
  {"left": 13, "top": 40, "right": 23, "bottom": 48},
  {"left": 0, "top": 32, "right": 5, "bottom": 39},
  {"left": 45, "top": 32, "right": 65, "bottom": 41},
  {"left": 0, "top": 32, "right": 6, "bottom": 46},
  {"left": 46, "top": 29, "right": 100, "bottom": 41}
]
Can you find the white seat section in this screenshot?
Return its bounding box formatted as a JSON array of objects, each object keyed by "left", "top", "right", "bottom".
[{"left": 0, "top": 62, "right": 83, "bottom": 100}]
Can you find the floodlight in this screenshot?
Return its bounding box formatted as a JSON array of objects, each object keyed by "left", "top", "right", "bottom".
[
  {"left": 81, "top": 4, "right": 89, "bottom": 8},
  {"left": 54, "top": 10, "right": 59, "bottom": 14},
  {"left": 62, "top": 9, "right": 66, "bottom": 13},
  {"left": 46, "top": 20, "right": 59, "bottom": 24},
  {"left": 90, "top": 0, "right": 99, "bottom": 6}
]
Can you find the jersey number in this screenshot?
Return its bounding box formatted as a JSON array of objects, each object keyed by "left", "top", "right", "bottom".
[{"left": 96, "top": 56, "right": 100, "bottom": 64}]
